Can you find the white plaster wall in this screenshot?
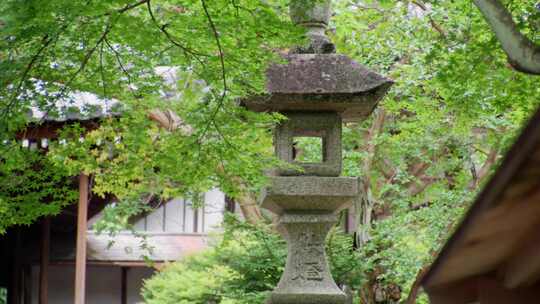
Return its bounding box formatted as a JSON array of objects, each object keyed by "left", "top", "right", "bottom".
[
  {"left": 203, "top": 188, "right": 225, "bottom": 233},
  {"left": 183, "top": 199, "right": 196, "bottom": 233},
  {"left": 130, "top": 189, "right": 226, "bottom": 234},
  {"left": 145, "top": 204, "right": 164, "bottom": 231},
  {"left": 164, "top": 198, "right": 184, "bottom": 232},
  {"left": 31, "top": 265, "right": 154, "bottom": 304}
]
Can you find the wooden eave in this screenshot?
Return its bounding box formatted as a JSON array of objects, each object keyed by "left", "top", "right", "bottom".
[
  {"left": 422, "top": 107, "right": 540, "bottom": 294},
  {"left": 15, "top": 118, "right": 108, "bottom": 141}
]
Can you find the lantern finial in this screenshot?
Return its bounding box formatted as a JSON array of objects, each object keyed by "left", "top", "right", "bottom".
[{"left": 290, "top": 0, "right": 335, "bottom": 54}]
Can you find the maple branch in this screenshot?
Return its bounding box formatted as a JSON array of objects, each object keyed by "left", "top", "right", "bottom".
[
  {"left": 195, "top": 0, "right": 230, "bottom": 143},
  {"left": 146, "top": 0, "right": 207, "bottom": 63},
  {"left": 411, "top": 0, "right": 447, "bottom": 38},
  {"left": 474, "top": 0, "right": 540, "bottom": 74},
  {"left": 468, "top": 144, "right": 500, "bottom": 190},
  {"left": 0, "top": 35, "right": 52, "bottom": 120},
  {"left": 216, "top": 164, "right": 263, "bottom": 224},
  {"left": 377, "top": 158, "right": 397, "bottom": 181},
  {"left": 408, "top": 175, "right": 438, "bottom": 197},
  {"left": 363, "top": 109, "right": 386, "bottom": 175},
  {"left": 408, "top": 161, "right": 431, "bottom": 179},
  {"left": 117, "top": 0, "right": 150, "bottom": 14}
]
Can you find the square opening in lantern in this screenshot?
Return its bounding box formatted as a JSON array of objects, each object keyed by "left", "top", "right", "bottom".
[
  {"left": 274, "top": 112, "right": 342, "bottom": 177},
  {"left": 293, "top": 136, "right": 324, "bottom": 163}
]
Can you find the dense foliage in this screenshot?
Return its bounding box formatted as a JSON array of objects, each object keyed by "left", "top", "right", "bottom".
[
  {"left": 142, "top": 215, "right": 363, "bottom": 304},
  {"left": 332, "top": 0, "right": 540, "bottom": 301},
  {"left": 0, "top": 0, "right": 301, "bottom": 233},
  {"left": 0, "top": 144, "right": 76, "bottom": 229},
  {"left": 1, "top": 0, "right": 539, "bottom": 302}
]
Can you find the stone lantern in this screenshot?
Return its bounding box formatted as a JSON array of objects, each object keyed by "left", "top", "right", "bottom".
[{"left": 242, "top": 1, "right": 392, "bottom": 303}]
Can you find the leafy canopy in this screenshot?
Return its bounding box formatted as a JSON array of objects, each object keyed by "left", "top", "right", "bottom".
[{"left": 0, "top": 0, "right": 302, "bottom": 232}]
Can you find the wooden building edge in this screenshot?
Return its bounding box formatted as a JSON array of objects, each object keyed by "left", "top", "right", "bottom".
[
  {"left": 421, "top": 107, "right": 540, "bottom": 303},
  {"left": 0, "top": 184, "right": 235, "bottom": 304}
]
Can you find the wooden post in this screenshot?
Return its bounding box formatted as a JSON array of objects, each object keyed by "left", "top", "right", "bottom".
[
  {"left": 74, "top": 174, "right": 89, "bottom": 304},
  {"left": 24, "top": 266, "right": 32, "bottom": 304},
  {"left": 121, "top": 267, "right": 128, "bottom": 304},
  {"left": 39, "top": 217, "right": 50, "bottom": 304},
  {"left": 193, "top": 207, "right": 199, "bottom": 233},
  {"left": 7, "top": 230, "right": 14, "bottom": 304},
  {"left": 13, "top": 228, "right": 22, "bottom": 304}
]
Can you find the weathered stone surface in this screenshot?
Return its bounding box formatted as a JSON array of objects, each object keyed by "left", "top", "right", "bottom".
[
  {"left": 289, "top": 0, "right": 335, "bottom": 54},
  {"left": 240, "top": 54, "right": 393, "bottom": 122},
  {"left": 275, "top": 112, "right": 341, "bottom": 176},
  {"left": 269, "top": 212, "right": 346, "bottom": 304},
  {"left": 289, "top": 0, "right": 331, "bottom": 27},
  {"left": 261, "top": 176, "right": 359, "bottom": 215}
]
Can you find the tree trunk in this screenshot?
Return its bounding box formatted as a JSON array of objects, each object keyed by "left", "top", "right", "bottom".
[
  {"left": 235, "top": 192, "right": 264, "bottom": 224},
  {"left": 474, "top": 0, "right": 540, "bottom": 74}
]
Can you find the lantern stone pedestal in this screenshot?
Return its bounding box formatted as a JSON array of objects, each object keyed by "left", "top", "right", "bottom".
[
  {"left": 242, "top": 1, "right": 393, "bottom": 303},
  {"left": 271, "top": 212, "right": 343, "bottom": 304},
  {"left": 262, "top": 176, "right": 360, "bottom": 304}
]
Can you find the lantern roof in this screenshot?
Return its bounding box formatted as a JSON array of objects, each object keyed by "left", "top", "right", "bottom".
[{"left": 241, "top": 54, "right": 393, "bottom": 122}]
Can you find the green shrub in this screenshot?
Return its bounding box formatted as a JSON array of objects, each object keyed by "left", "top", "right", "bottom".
[
  {"left": 142, "top": 214, "right": 364, "bottom": 304},
  {"left": 0, "top": 288, "right": 6, "bottom": 304}
]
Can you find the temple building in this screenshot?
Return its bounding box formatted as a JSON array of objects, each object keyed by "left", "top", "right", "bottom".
[
  {"left": 0, "top": 74, "right": 238, "bottom": 304},
  {"left": 0, "top": 188, "right": 232, "bottom": 304}
]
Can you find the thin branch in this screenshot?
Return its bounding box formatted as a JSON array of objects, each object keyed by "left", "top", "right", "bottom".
[
  {"left": 411, "top": 0, "right": 447, "bottom": 38},
  {"left": 468, "top": 144, "right": 500, "bottom": 190},
  {"left": 40, "top": 19, "right": 116, "bottom": 122},
  {"left": 356, "top": 4, "right": 385, "bottom": 13},
  {"left": 103, "top": 37, "right": 137, "bottom": 98},
  {"left": 99, "top": 42, "right": 107, "bottom": 97},
  {"left": 408, "top": 175, "right": 438, "bottom": 197},
  {"left": 146, "top": 0, "right": 207, "bottom": 64},
  {"left": 73, "top": 23, "right": 114, "bottom": 81},
  {"left": 117, "top": 0, "right": 150, "bottom": 14},
  {"left": 363, "top": 109, "right": 386, "bottom": 175},
  {"left": 196, "top": 0, "right": 229, "bottom": 142},
  {"left": 408, "top": 161, "right": 431, "bottom": 178},
  {"left": 1, "top": 35, "right": 52, "bottom": 120},
  {"left": 376, "top": 158, "right": 397, "bottom": 181},
  {"left": 200, "top": 0, "right": 227, "bottom": 98}
]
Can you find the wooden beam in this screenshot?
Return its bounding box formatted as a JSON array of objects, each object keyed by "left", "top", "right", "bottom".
[
  {"left": 193, "top": 206, "right": 198, "bottom": 233},
  {"left": 224, "top": 196, "right": 236, "bottom": 213},
  {"left": 74, "top": 174, "right": 89, "bottom": 304},
  {"left": 425, "top": 276, "right": 478, "bottom": 304},
  {"left": 39, "top": 218, "right": 50, "bottom": 304},
  {"left": 182, "top": 199, "right": 186, "bottom": 232},
  {"left": 24, "top": 266, "right": 32, "bottom": 304},
  {"left": 13, "top": 228, "right": 21, "bottom": 304},
  {"left": 478, "top": 276, "right": 540, "bottom": 303},
  {"left": 16, "top": 120, "right": 102, "bottom": 141},
  {"left": 50, "top": 260, "right": 163, "bottom": 268},
  {"left": 502, "top": 221, "right": 540, "bottom": 288},
  {"left": 7, "top": 230, "right": 15, "bottom": 304},
  {"left": 427, "top": 190, "right": 540, "bottom": 286},
  {"left": 121, "top": 267, "right": 128, "bottom": 304}
]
